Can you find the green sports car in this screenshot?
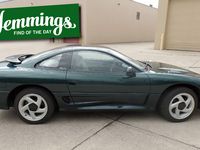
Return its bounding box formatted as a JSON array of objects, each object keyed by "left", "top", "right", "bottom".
[{"left": 0, "top": 46, "right": 199, "bottom": 124}]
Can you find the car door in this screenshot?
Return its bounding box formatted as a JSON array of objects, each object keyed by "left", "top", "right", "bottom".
[{"left": 66, "top": 50, "right": 150, "bottom": 105}]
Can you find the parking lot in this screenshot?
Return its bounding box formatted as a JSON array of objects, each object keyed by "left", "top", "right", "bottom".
[{"left": 0, "top": 42, "right": 200, "bottom": 150}]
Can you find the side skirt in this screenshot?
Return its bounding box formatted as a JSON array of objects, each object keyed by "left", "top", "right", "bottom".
[{"left": 59, "top": 104, "right": 148, "bottom": 111}]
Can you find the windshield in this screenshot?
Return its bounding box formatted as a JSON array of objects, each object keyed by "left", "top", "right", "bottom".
[
  {"left": 110, "top": 50, "right": 146, "bottom": 70},
  {"left": 127, "top": 57, "right": 146, "bottom": 68}
]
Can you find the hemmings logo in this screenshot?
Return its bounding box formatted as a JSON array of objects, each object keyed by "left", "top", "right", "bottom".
[
  {"left": 0, "top": 4, "right": 80, "bottom": 40},
  {"left": 0, "top": 11, "right": 76, "bottom": 36}
]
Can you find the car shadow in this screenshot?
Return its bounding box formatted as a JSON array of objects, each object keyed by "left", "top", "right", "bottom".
[{"left": 0, "top": 108, "right": 200, "bottom": 124}]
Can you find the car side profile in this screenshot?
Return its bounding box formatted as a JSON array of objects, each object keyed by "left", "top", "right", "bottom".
[{"left": 0, "top": 46, "right": 199, "bottom": 124}]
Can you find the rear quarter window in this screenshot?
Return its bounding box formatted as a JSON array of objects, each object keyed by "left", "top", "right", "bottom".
[{"left": 36, "top": 52, "right": 72, "bottom": 70}]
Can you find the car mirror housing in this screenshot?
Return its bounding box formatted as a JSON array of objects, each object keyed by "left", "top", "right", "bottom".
[{"left": 126, "top": 67, "right": 136, "bottom": 77}]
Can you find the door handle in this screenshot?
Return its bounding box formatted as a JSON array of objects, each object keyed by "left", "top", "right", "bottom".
[
  {"left": 67, "top": 81, "right": 76, "bottom": 85},
  {"left": 122, "top": 76, "right": 132, "bottom": 79}
]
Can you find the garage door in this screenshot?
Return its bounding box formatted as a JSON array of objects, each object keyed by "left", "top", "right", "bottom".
[{"left": 165, "top": 0, "right": 200, "bottom": 51}]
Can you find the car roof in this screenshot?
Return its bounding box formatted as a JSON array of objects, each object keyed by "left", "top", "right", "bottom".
[
  {"left": 31, "top": 45, "right": 113, "bottom": 57},
  {"left": 54, "top": 45, "right": 112, "bottom": 53}
]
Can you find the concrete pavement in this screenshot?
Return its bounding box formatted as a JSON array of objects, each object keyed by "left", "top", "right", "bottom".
[{"left": 0, "top": 42, "right": 200, "bottom": 150}]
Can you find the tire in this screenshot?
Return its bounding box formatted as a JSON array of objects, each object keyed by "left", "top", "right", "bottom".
[
  {"left": 159, "top": 87, "right": 198, "bottom": 122},
  {"left": 14, "top": 88, "right": 55, "bottom": 124}
]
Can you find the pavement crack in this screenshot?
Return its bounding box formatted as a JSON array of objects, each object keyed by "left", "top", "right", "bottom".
[
  {"left": 71, "top": 115, "right": 123, "bottom": 150},
  {"left": 117, "top": 120, "right": 200, "bottom": 150}
]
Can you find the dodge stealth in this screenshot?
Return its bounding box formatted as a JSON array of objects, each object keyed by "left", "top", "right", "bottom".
[{"left": 0, "top": 46, "right": 199, "bottom": 124}]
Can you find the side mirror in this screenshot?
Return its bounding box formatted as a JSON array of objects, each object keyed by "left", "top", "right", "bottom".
[{"left": 126, "top": 67, "right": 136, "bottom": 77}]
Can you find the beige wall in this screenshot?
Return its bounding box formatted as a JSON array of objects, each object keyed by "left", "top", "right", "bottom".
[
  {"left": 155, "top": 0, "right": 200, "bottom": 51},
  {"left": 0, "top": 0, "right": 157, "bottom": 51},
  {"left": 85, "top": 0, "right": 157, "bottom": 44}
]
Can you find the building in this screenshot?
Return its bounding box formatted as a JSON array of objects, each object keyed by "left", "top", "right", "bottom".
[
  {"left": 0, "top": 0, "right": 157, "bottom": 51},
  {"left": 155, "top": 0, "right": 200, "bottom": 51}
]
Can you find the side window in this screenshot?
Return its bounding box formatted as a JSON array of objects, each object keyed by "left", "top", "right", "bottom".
[
  {"left": 37, "top": 52, "right": 72, "bottom": 70},
  {"left": 38, "top": 54, "right": 62, "bottom": 68},
  {"left": 71, "top": 51, "right": 129, "bottom": 74}
]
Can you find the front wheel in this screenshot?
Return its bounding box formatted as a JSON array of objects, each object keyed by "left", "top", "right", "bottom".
[
  {"left": 14, "top": 88, "right": 55, "bottom": 124},
  {"left": 159, "top": 87, "right": 198, "bottom": 122}
]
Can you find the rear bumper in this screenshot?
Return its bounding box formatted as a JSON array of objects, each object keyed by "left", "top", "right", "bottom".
[{"left": 0, "top": 91, "right": 9, "bottom": 110}]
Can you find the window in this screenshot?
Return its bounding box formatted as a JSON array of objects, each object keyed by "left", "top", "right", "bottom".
[
  {"left": 39, "top": 54, "right": 62, "bottom": 68},
  {"left": 71, "top": 51, "right": 129, "bottom": 74},
  {"left": 136, "top": 12, "right": 140, "bottom": 20},
  {"left": 37, "top": 52, "right": 72, "bottom": 70}
]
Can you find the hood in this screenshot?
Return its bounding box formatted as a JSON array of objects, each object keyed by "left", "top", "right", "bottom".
[{"left": 147, "top": 61, "right": 200, "bottom": 77}]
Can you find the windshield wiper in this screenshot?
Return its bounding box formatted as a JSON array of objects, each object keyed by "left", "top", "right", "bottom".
[
  {"left": 144, "top": 62, "right": 152, "bottom": 71},
  {"left": 145, "top": 63, "right": 152, "bottom": 71},
  {"left": 139, "top": 61, "right": 152, "bottom": 71}
]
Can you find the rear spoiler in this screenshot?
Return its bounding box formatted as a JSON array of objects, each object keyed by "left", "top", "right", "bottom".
[{"left": 5, "top": 54, "right": 34, "bottom": 64}]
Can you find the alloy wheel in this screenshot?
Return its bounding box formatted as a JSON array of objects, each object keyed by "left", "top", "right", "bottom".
[
  {"left": 169, "top": 93, "right": 195, "bottom": 120},
  {"left": 18, "top": 94, "right": 48, "bottom": 122}
]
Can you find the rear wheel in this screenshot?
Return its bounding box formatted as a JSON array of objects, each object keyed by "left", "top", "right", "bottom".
[
  {"left": 159, "top": 87, "right": 197, "bottom": 122},
  {"left": 14, "top": 88, "right": 55, "bottom": 124}
]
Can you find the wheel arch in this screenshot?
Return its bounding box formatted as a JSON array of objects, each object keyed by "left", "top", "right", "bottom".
[
  {"left": 156, "top": 83, "right": 200, "bottom": 110},
  {"left": 7, "top": 84, "right": 58, "bottom": 108}
]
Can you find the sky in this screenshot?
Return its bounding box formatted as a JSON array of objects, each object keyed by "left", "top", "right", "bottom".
[
  {"left": 134, "top": 0, "right": 159, "bottom": 8},
  {"left": 0, "top": 0, "right": 11, "bottom": 3}
]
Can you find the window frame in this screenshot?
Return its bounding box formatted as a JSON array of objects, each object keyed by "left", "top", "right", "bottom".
[{"left": 70, "top": 50, "right": 139, "bottom": 74}]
